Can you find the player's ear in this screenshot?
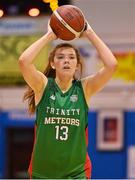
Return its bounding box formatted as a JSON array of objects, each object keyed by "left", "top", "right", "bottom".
[
  {"left": 50, "top": 62, "right": 55, "bottom": 69},
  {"left": 52, "top": 66, "right": 55, "bottom": 69},
  {"left": 74, "top": 63, "right": 80, "bottom": 79},
  {"left": 75, "top": 63, "right": 80, "bottom": 70}
]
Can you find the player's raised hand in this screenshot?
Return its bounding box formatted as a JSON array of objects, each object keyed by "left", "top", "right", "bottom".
[
  {"left": 80, "top": 20, "right": 94, "bottom": 38},
  {"left": 47, "top": 20, "right": 57, "bottom": 40}
]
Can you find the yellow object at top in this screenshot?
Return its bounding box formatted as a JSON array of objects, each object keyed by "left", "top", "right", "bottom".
[
  {"left": 43, "top": 0, "right": 52, "bottom": 3},
  {"left": 43, "top": 0, "right": 58, "bottom": 11}
]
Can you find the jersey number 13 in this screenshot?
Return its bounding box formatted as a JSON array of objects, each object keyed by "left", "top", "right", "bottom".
[{"left": 55, "top": 125, "right": 69, "bottom": 141}]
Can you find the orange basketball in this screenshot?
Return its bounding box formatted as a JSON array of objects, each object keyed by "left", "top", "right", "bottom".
[{"left": 50, "top": 5, "right": 85, "bottom": 41}]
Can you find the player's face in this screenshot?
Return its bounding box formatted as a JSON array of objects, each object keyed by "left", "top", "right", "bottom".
[{"left": 52, "top": 47, "right": 78, "bottom": 77}]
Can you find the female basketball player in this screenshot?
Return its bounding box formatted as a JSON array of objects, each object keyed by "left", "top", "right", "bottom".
[{"left": 19, "top": 20, "right": 117, "bottom": 179}]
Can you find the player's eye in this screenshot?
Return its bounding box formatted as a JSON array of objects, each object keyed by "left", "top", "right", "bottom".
[
  {"left": 69, "top": 56, "right": 75, "bottom": 59},
  {"left": 57, "top": 56, "right": 64, "bottom": 59}
]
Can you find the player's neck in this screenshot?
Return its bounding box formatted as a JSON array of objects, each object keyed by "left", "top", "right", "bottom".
[{"left": 55, "top": 77, "right": 73, "bottom": 92}]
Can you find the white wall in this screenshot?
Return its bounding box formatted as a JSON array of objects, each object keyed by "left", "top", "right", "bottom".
[
  {"left": 0, "top": 87, "right": 26, "bottom": 110},
  {"left": 72, "top": 0, "right": 135, "bottom": 44}
]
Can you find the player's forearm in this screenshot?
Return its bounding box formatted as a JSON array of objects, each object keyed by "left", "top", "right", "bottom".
[
  {"left": 86, "top": 29, "right": 117, "bottom": 69},
  {"left": 18, "top": 32, "right": 54, "bottom": 65}
]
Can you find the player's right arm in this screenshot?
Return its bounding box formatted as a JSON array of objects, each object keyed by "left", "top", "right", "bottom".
[{"left": 18, "top": 28, "right": 56, "bottom": 94}]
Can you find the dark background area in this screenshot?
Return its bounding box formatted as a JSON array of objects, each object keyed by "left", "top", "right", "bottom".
[{"left": 0, "top": 0, "right": 70, "bottom": 16}]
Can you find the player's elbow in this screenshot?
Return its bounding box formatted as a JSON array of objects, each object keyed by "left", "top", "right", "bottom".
[
  {"left": 112, "top": 58, "right": 118, "bottom": 70},
  {"left": 18, "top": 57, "right": 26, "bottom": 68},
  {"left": 18, "top": 55, "right": 30, "bottom": 68},
  {"left": 109, "top": 58, "right": 118, "bottom": 73}
]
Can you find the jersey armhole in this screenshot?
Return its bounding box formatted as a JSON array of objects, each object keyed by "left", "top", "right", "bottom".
[
  {"left": 35, "top": 78, "right": 49, "bottom": 108},
  {"left": 79, "top": 81, "right": 89, "bottom": 111}
]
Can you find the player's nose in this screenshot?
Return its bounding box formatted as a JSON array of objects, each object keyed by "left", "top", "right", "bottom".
[{"left": 64, "top": 56, "right": 70, "bottom": 63}]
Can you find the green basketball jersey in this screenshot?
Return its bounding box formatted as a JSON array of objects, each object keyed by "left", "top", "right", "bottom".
[{"left": 31, "top": 78, "right": 89, "bottom": 179}]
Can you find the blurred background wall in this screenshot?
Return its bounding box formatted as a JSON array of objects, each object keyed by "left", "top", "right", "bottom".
[{"left": 0, "top": 0, "right": 135, "bottom": 178}]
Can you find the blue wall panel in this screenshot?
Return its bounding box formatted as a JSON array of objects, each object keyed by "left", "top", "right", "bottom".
[
  {"left": 125, "top": 111, "right": 135, "bottom": 145},
  {"left": 88, "top": 111, "right": 126, "bottom": 179},
  {"left": 0, "top": 111, "right": 35, "bottom": 178},
  {"left": 124, "top": 111, "right": 135, "bottom": 178}
]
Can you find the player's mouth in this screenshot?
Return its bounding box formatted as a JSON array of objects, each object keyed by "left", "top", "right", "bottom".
[{"left": 63, "top": 66, "right": 71, "bottom": 70}]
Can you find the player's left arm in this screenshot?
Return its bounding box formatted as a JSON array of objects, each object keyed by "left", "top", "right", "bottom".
[{"left": 81, "top": 22, "right": 118, "bottom": 102}]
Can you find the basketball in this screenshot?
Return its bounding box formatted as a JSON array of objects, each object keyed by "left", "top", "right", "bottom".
[{"left": 50, "top": 5, "right": 85, "bottom": 41}]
